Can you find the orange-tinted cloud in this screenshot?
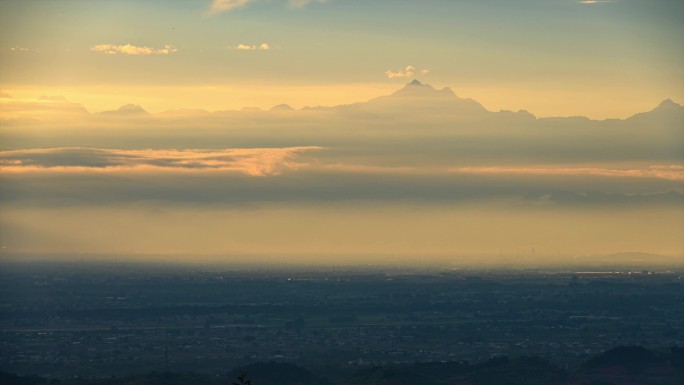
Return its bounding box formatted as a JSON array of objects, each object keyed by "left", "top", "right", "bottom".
[
  {"left": 210, "top": 0, "right": 252, "bottom": 13},
  {"left": 385, "top": 65, "right": 430, "bottom": 80},
  {"left": 0, "top": 147, "right": 322, "bottom": 176},
  {"left": 90, "top": 44, "right": 177, "bottom": 55},
  {"left": 235, "top": 43, "right": 270, "bottom": 51},
  {"left": 451, "top": 165, "right": 684, "bottom": 181}
]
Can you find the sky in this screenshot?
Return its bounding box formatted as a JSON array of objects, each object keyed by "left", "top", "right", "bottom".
[
  {"left": 0, "top": 1, "right": 683, "bottom": 266},
  {"left": 1, "top": 0, "right": 683, "bottom": 118}
]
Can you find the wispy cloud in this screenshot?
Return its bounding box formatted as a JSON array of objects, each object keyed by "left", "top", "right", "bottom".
[
  {"left": 9, "top": 45, "right": 29, "bottom": 52},
  {"left": 209, "top": 0, "right": 324, "bottom": 14},
  {"left": 307, "top": 163, "right": 684, "bottom": 182},
  {"left": 2, "top": 154, "right": 681, "bottom": 207},
  {"left": 578, "top": 0, "right": 614, "bottom": 4},
  {"left": 0, "top": 147, "right": 322, "bottom": 177},
  {"left": 210, "top": 0, "right": 253, "bottom": 13},
  {"left": 451, "top": 165, "right": 684, "bottom": 181},
  {"left": 90, "top": 44, "right": 178, "bottom": 55},
  {"left": 385, "top": 65, "right": 430, "bottom": 79},
  {"left": 385, "top": 65, "right": 415, "bottom": 79},
  {"left": 288, "top": 0, "right": 326, "bottom": 8},
  {"left": 234, "top": 43, "right": 271, "bottom": 51}
]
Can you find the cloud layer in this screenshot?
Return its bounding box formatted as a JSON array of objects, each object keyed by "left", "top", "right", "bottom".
[
  {"left": 210, "top": 0, "right": 325, "bottom": 14},
  {"left": 210, "top": 0, "right": 252, "bottom": 13},
  {"left": 385, "top": 65, "right": 430, "bottom": 79},
  {"left": 0, "top": 147, "right": 321, "bottom": 176},
  {"left": 1, "top": 84, "right": 681, "bottom": 258},
  {"left": 90, "top": 44, "right": 178, "bottom": 55},
  {"left": 288, "top": 0, "right": 326, "bottom": 8},
  {"left": 452, "top": 165, "right": 684, "bottom": 182},
  {"left": 1, "top": 146, "right": 681, "bottom": 209},
  {"left": 578, "top": 0, "right": 614, "bottom": 4},
  {"left": 235, "top": 43, "right": 270, "bottom": 51}
]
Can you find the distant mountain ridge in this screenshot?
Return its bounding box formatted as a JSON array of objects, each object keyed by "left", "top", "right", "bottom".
[
  {"left": 3, "top": 81, "right": 681, "bottom": 123},
  {"left": 116, "top": 80, "right": 682, "bottom": 122},
  {"left": 99, "top": 103, "right": 148, "bottom": 116},
  {"left": 627, "top": 97, "right": 684, "bottom": 121},
  {"left": 352, "top": 79, "right": 489, "bottom": 116}
]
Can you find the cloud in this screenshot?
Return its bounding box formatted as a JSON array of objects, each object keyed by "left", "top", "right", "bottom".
[
  {"left": 288, "top": 0, "right": 326, "bottom": 8},
  {"left": 209, "top": 0, "right": 325, "bottom": 14},
  {"left": 578, "top": 0, "right": 613, "bottom": 4},
  {"left": 9, "top": 46, "right": 29, "bottom": 52},
  {"left": 451, "top": 165, "right": 684, "bottom": 181},
  {"left": 539, "top": 190, "right": 683, "bottom": 206},
  {"left": 1, "top": 147, "right": 681, "bottom": 208},
  {"left": 90, "top": 44, "right": 178, "bottom": 55},
  {"left": 234, "top": 43, "right": 271, "bottom": 51},
  {"left": 2, "top": 159, "right": 681, "bottom": 207},
  {"left": 385, "top": 65, "right": 415, "bottom": 79},
  {"left": 210, "top": 0, "right": 253, "bottom": 13},
  {"left": 0, "top": 147, "right": 322, "bottom": 177},
  {"left": 385, "top": 65, "right": 430, "bottom": 79}
]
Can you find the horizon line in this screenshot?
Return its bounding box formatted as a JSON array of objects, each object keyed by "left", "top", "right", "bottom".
[{"left": 1, "top": 81, "right": 681, "bottom": 120}]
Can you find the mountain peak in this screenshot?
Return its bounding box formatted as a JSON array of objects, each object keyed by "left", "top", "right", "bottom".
[
  {"left": 646, "top": 98, "right": 683, "bottom": 115},
  {"left": 657, "top": 98, "right": 680, "bottom": 109},
  {"left": 392, "top": 81, "right": 439, "bottom": 97},
  {"left": 440, "top": 86, "right": 456, "bottom": 96},
  {"left": 395, "top": 80, "right": 457, "bottom": 97},
  {"left": 626, "top": 98, "right": 683, "bottom": 121},
  {"left": 270, "top": 103, "right": 294, "bottom": 111},
  {"left": 365, "top": 81, "right": 488, "bottom": 115},
  {"left": 99, "top": 103, "right": 148, "bottom": 115},
  {"left": 118, "top": 104, "right": 146, "bottom": 113}
]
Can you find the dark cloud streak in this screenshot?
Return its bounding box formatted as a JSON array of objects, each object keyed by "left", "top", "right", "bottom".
[{"left": 1, "top": 167, "right": 681, "bottom": 207}]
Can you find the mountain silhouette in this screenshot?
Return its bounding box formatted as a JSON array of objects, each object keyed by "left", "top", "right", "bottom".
[
  {"left": 92, "top": 82, "right": 682, "bottom": 124},
  {"left": 627, "top": 98, "right": 684, "bottom": 122},
  {"left": 99, "top": 104, "right": 148, "bottom": 116},
  {"left": 270, "top": 103, "right": 295, "bottom": 111},
  {"left": 357, "top": 80, "right": 488, "bottom": 116}
]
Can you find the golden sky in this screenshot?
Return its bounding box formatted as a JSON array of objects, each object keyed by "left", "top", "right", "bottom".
[
  {"left": 1, "top": 1, "right": 683, "bottom": 265},
  {"left": 1, "top": 0, "right": 683, "bottom": 118}
]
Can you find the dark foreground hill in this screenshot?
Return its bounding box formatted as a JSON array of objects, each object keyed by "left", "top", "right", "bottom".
[
  {"left": 573, "top": 346, "right": 684, "bottom": 385},
  {"left": 341, "top": 356, "right": 567, "bottom": 385},
  {"left": 2, "top": 346, "right": 682, "bottom": 385},
  {"left": 342, "top": 347, "right": 684, "bottom": 385},
  {"left": 226, "top": 362, "right": 330, "bottom": 385}
]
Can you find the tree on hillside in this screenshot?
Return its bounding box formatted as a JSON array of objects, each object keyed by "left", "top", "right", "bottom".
[{"left": 232, "top": 371, "right": 251, "bottom": 385}]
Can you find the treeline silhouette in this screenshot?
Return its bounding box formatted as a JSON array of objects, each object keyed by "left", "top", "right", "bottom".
[{"left": 2, "top": 346, "right": 682, "bottom": 385}]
